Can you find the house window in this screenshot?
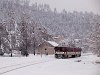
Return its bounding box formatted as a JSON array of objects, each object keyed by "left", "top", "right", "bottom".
[
  {"left": 45, "top": 48, "right": 48, "bottom": 55},
  {"left": 45, "top": 48, "right": 47, "bottom": 50}
]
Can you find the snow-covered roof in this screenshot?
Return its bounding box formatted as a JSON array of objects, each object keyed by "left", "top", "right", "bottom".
[
  {"left": 47, "top": 41, "right": 59, "bottom": 47},
  {"left": 74, "top": 39, "right": 80, "bottom": 42}
]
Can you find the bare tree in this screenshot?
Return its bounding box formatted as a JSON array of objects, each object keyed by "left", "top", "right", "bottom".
[
  {"left": 0, "top": 23, "right": 9, "bottom": 56},
  {"left": 93, "top": 23, "right": 100, "bottom": 56}
]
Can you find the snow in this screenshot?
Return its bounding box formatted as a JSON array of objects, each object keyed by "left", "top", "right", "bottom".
[
  {"left": 47, "top": 41, "right": 59, "bottom": 47},
  {"left": 0, "top": 53, "right": 100, "bottom": 75}
]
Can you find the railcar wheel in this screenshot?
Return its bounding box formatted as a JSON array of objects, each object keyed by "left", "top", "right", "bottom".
[
  {"left": 79, "top": 54, "right": 81, "bottom": 57},
  {"left": 72, "top": 55, "right": 75, "bottom": 58},
  {"left": 61, "top": 55, "right": 65, "bottom": 59},
  {"left": 55, "top": 54, "right": 58, "bottom": 58}
]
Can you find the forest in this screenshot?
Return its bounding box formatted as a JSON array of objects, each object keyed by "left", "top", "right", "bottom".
[{"left": 0, "top": 0, "right": 100, "bottom": 56}]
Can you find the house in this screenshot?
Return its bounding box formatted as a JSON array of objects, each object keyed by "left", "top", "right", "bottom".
[
  {"left": 53, "top": 35, "right": 64, "bottom": 43},
  {"left": 37, "top": 41, "right": 58, "bottom": 55}
]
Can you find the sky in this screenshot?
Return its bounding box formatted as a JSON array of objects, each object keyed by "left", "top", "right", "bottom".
[{"left": 30, "top": 0, "right": 100, "bottom": 14}]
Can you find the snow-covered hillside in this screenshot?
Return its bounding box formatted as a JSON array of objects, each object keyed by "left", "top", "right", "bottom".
[{"left": 0, "top": 53, "right": 100, "bottom": 75}]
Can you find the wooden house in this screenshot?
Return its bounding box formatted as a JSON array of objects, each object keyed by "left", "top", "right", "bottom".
[{"left": 37, "top": 41, "right": 58, "bottom": 55}]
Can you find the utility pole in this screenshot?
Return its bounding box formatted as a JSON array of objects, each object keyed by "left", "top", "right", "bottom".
[{"left": 33, "top": 42, "right": 35, "bottom": 55}]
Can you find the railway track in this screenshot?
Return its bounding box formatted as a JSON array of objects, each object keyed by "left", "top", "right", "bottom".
[
  {"left": 0, "top": 62, "right": 29, "bottom": 69},
  {"left": 0, "top": 59, "right": 55, "bottom": 75}
]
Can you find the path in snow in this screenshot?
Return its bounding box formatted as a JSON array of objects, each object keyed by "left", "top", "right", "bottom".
[{"left": 0, "top": 54, "right": 100, "bottom": 75}]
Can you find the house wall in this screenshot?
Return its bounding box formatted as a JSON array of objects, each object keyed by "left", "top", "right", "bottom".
[{"left": 37, "top": 43, "right": 55, "bottom": 55}]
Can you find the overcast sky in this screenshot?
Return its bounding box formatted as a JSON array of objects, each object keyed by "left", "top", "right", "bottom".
[{"left": 30, "top": 0, "right": 100, "bottom": 14}]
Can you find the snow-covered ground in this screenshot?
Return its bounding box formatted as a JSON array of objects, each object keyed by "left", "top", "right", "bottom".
[{"left": 0, "top": 53, "right": 100, "bottom": 75}]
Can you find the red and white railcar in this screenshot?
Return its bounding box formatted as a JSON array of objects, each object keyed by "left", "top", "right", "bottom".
[{"left": 54, "top": 47, "right": 82, "bottom": 58}]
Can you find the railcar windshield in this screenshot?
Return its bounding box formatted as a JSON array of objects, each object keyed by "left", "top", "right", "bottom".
[
  {"left": 55, "top": 47, "right": 82, "bottom": 52},
  {"left": 55, "top": 47, "right": 67, "bottom": 52}
]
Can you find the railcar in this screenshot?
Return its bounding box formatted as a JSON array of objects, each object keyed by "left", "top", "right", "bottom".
[{"left": 54, "top": 47, "right": 82, "bottom": 58}]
